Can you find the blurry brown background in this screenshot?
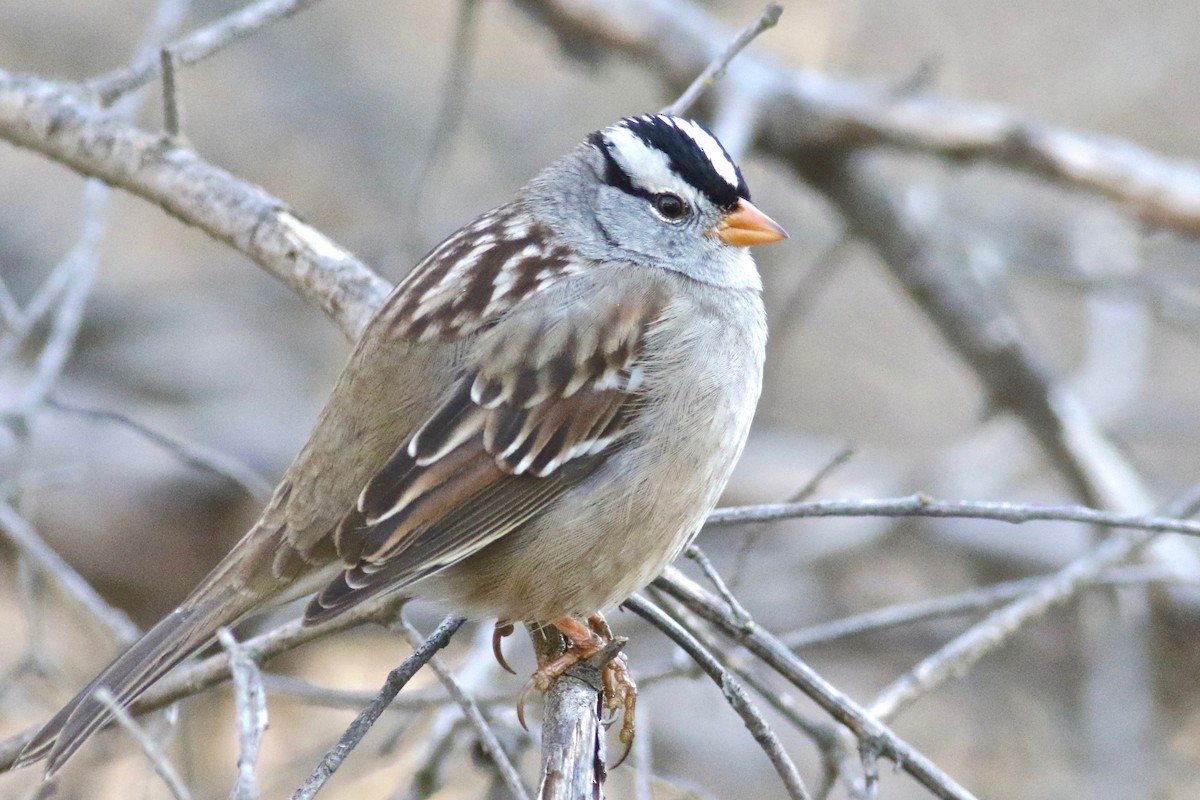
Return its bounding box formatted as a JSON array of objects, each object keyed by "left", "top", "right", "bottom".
[{"left": 2, "top": 0, "right": 1200, "bottom": 798}]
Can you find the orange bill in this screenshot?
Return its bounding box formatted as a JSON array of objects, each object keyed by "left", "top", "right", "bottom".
[{"left": 714, "top": 199, "right": 788, "bottom": 247}]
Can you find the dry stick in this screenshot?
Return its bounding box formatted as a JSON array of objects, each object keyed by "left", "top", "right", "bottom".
[
  {"left": 0, "top": 71, "right": 391, "bottom": 340},
  {"left": 655, "top": 567, "right": 977, "bottom": 800},
  {"left": 12, "top": 182, "right": 106, "bottom": 416},
  {"left": 260, "top": 673, "right": 509, "bottom": 713},
  {"left": 403, "top": 0, "right": 483, "bottom": 247},
  {"left": 625, "top": 594, "right": 811, "bottom": 800},
  {"left": 704, "top": 494, "right": 1200, "bottom": 539},
  {"left": 788, "top": 150, "right": 1137, "bottom": 511},
  {"left": 781, "top": 567, "right": 1182, "bottom": 650},
  {"left": 218, "top": 629, "right": 268, "bottom": 800},
  {"left": 645, "top": 587, "right": 851, "bottom": 799},
  {"left": 290, "top": 616, "right": 465, "bottom": 800},
  {"left": 89, "top": 0, "right": 327, "bottom": 104},
  {"left": 93, "top": 688, "right": 193, "bottom": 800},
  {"left": 45, "top": 397, "right": 273, "bottom": 501},
  {"left": 159, "top": 47, "right": 183, "bottom": 141},
  {"left": 685, "top": 545, "right": 752, "bottom": 627},
  {"left": 394, "top": 617, "right": 531, "bottom": 800},
  {"left": 867, "top": 489, "right": 1200, "bottom": 723},
  {"left": 660, "top": 2, "right": 782, "bottom": 117},
  {"left": 0, "top": 502, "right": 140, "bottom": 646},
  {"left": 729, "top": 442, "right": 857, "bottom": 588}
]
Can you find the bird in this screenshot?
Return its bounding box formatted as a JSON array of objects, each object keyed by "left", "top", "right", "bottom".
[{"left": 16, "top": 113, "right": 786, "bottom": 774}]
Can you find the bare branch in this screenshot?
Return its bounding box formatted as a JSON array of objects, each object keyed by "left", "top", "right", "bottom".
[
  {"left": 218, "top": 629, "right": 268, "bottom": 800},
  {"left": 654, "top": 568, "right": 978, "bottom": 800},
  {"left": 0, "top": 71, "right": 390, "bottom": 340},
  {"left": 93, "top": 687, "right": 192, "bottom": 800},
  {"left": 530, "top": 624, "right": 607, "bottom": 800},
  {"left": 782, "top": 567, "right": 1183, "bottom": 650},
  {"left": 88, "top": 0, "right": 328, "bottom": 104},
  {"left": 290, "top": 616, "right": 465, "bottom": 800},
  {"left": 394, "top": 616, "right": 530, "bottom": 800},
  {"left": 159, "top": 47, "right": 183, "bottom": 142},
  {"left": 0, "top": 501, "right": 140, "bottom": 645},
  {"left": 45, "top": 397, "right": 273, "bottom": 502},
  {"left": 625, "top": 593, "right": 811, "bottom": 800},
  {"left": 705, "top": 494, "right": 1200, "bottom": 540},
  {"left": 518, "top": 0, "right": 1200, "bottom": 237},
  {"left": 403, "top": 0, "right": 484, "bottom": 247},
  {"left": 660, "top": 2, "right": 782, "bottom": 117}
]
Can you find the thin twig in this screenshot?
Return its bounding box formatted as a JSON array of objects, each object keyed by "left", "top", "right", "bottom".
[
  {"left": 260, "top": 673, "right": 509, "bottom": 713},
  {"left": 685, "top": 545, "right": 752, "bottom": 628},
  {"left": 395, "top": 616, "right": 531, "bottom": 800},
  {"left": 655, "top": 567, "right": 978, "bottom": 800},
  {"left": 159, "top": 47, "right": 183, "bottom": 141},
  {"left": 705, "top": 494, "right": 1200, "bottom": 539},
  {"left": 46, "top": 396, "right": 273, "bottom": 501},
  {"left": 626, "top": 593, "right": 811, "bottom": 800},
  {"left": 660, "top": 2, "right": 783, "bottom": 117},
  {"left": 646, "top": 586, "right": 853, "bottom": 797},
  {"left": 0, "top": 501, "right": 140, "bottom": 645},
  {"left": 218, "top": 629, "right": 268, "bottom": 800},
  {"left": 0, "top": 71, "right": 390, "bottom": 340},
  {"left": 867, "top": 491, "right": 1200, "bottom": 722},
  {"left": 782, "top": 566, "right": 1185, "bottom": 650},
  {"left": 290, "top": 616, "right": 465, "bottom": 800},
  {"left": 93, "top": 687, "right": 193, "bottom": 800},
  {"left": 88, "top": 0, "right": 327, "bottom": 104},
  {"left": 403, "top": 0, "right": 483, "bottom": 248}
]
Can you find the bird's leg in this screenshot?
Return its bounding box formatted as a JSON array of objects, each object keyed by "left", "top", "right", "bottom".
[
  {"left": 528, "top": 615, "right": 607, "bottom": 690},
  {"left": 588, "top": 613, "right": 637, "bottom": 767},
  {"left": 517, "top": 613, "right": 639, "bottom": 766}
]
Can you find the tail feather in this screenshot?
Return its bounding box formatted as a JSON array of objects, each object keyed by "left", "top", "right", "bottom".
[{"left": 15, "top": 597, "right": 245, "bottom": 774}]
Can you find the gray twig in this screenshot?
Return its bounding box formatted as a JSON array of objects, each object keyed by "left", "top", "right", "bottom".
[
  {"left": 705, "top": 494, "right": 1200, "bottom": 539},
  {"left": 159, "top": 47, "right": 183, "bottom": 141},
  {"left": 290, "top": 616, "right": 465, "bottom": 800},
  {"left": 625, "top": 593, "right": 811, "bottom": 800},
  {"left": 866, "top": 491, "right": 1200, "bottom": 723},
  {"left": 655, "top": 567, "right": 978, "bottom": 800},
  {"left": 93, "top": 687, "right": 192, "bottom": 800},
  {"left": 0, "top": 501, "right": 140, "bottom": 645},
  {"left": 88, "top": 0, "right": 327, "bottom": 104},
  {"left": 395, "top": 616, "right": 530, "bottom": 800},
  {"left": 782, "top": 566, "right": 1184, "bottom": 650},
  {"left": 45, "top": 397, "right": 273, "bottom": 501},
  {"left": 404, "top": 0, "right": 483, "bottom": 248},
  {"left": 218, "top": 629, "right": 268, "bottom": 800},
  {"left": 685, "top": 544, "right": 753, "bottom": 628},
  {"left": 660, "top": 2, "right": 782, "bottom": 117}
]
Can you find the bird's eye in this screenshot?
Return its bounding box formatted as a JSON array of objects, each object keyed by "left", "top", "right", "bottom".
[{"left": 652, "top": 192, "right": 690, "bottom": 221}]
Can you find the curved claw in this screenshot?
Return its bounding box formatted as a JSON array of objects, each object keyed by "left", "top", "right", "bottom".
[
  {"left": 516, "top": 677, "right": 535, "bottom": 731},
  {"left": 609, "top": 729, "right": 635, "bottom": 770},
  {"left": 492, "top": 622, "right": 516, "bottom": 675}
]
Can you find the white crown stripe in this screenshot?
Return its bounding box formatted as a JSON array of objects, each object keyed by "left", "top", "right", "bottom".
[{"left": 669, "top": 117, "right": 740, "bottom": 190}]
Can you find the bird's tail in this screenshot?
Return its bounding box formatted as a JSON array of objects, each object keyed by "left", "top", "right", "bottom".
[
  {"left": 12, "top": 523, "right": 291, "bottom": 775},
  {"left": 14, "top": 593, "right": 256, "bottom": 774}
]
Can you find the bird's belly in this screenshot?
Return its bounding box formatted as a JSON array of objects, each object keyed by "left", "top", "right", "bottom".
[{"left": 424, "top": 339, "right": 762, "bottom": 623}]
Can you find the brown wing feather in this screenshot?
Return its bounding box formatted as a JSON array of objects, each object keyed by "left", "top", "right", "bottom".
[{"left": 306, "top": 282, "right": 667, "bottom": 623}]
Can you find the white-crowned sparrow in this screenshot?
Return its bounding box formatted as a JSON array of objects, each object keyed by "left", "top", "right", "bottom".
[{"left": 18, "top": 113, "right": 786, "bottom": 773}]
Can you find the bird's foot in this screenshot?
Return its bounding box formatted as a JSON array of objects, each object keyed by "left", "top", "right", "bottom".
[{"left": 516, "top": 613, "right": 637, "bottom": 767}]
